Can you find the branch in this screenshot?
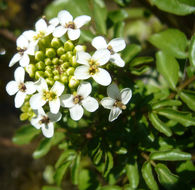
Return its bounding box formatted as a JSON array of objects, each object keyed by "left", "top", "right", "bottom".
[
  {"left": 141, "top": 152, "right": 156, "bottom": 167},
  {"left": 0, "top": 29, "right": 17, "bottom": 42}
]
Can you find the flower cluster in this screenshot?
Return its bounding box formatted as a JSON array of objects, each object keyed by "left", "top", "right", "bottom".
[{"left": 6, "top": 10, "right": 132, "bottom": 138}]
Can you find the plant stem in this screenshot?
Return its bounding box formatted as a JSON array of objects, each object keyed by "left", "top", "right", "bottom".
[{"left": 141, "top": 152, "right": 156, "bottom": 167}]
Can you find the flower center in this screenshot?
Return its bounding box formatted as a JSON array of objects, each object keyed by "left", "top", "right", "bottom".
[
  {"left": 88, "top": 59, "right": 99, "bottom": 75},
  {"left": 39, "top": 115, "right": 50, "bottom": 125},
  {"left": 43, "top": 90, "right": 57, "bottom": 101},
  {"left": 65, "top": 21, "right": 75, "bottom": 29},
  {"left": 17, "top": 47, "right": 27, "bottom": 55},
  {"left": 33, "top": 31, "right": 45, "bottom": 41},
  {"left": 114, "top": 100, "right": 126, "bottom": 110},
  {"left": 107, "top": 45, "right": 114, "bottom": 55},
  {"left": 73, "top": 95, "right": 83, "bottom": 104},
  {"left": 18, "top": 83, "right": 27, "bottom": 92}
]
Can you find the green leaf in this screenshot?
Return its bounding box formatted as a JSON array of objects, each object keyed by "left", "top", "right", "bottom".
[
  {"left": 108, "top": 10, "right": 128, "bottom": 23},
  {"left": 141, "top": 162, "right": 159, "bottom": 190},
  {"left": 155, "top": 163, "right": 179, "bottom": 190},
  {"left": 150, "top": 150, "right": 191, "bottom": 161},
  {"left": 80, "top": 30, "right": 96, "bottom": 43},
  {"left": 113, "top": 0, "right": 131, "bottom": 7},
  {"left": 114, "top": 21, "right": 125, "bottom": 38},
  {"left": 71, "top": 152, "right": 81, "bottom": 185},
  {"left": 42, "top": 186, "right": 62, "bottom": 190},
  {"left": 44, "top": 0, "right": 92, "bottom": 19},
  {"left": 121, "top": 44, "right": 141, "bottom": 63},
  {"left": 54, "top": 161, "right": 71, "bottom": 186},
  {"left": 51, "top": 132, "right": 65, "bottom": 146},
  {"left": 104, "top": 151, "right": 114, "bottom": 177},
  {"left": 131, "top": 65, "right": 150, "bottom": 76},
  {"left": 93, "top": 148, "right": 103, "bottom": 165},
  {"left": 151, "top": 100, "right": 182, "bottom": 110},
  {"left": 126, "top": 159, "right": 139, "bottom": 189},
  {"left": 100, "top": 185, "right": 122, "bottom": 190},
  {"left": 156, "top": 51, "right": 179, "bottom": 89},
  {"left": 189, "top": 35, "right": 195, "bottom": 66},
  {"left": 93, "top": 0, "right": 107, "bottom": 35},
  {"left": 179, "top": 90, "right": 195, "bottom": 111},
  {"left": 156, "top": 108, "right": 195, "bottom": 127},
  {"left": 148, "top": 0, "right": 195, "bottom": 15},
  {"left": 12, "top": 125, "right": 40, "bottom": 145},
  {"left": 33, "top": 138, "right": 52, "bottom": 159},
  {"left": 149, "top": 29, "right": 188, "bottom": 58},
  {"left": 130, "top": 56, "right": 154, "bottom": 67},
  {"left": 149, "top": 112, "right": 172, "bottom": 137}
]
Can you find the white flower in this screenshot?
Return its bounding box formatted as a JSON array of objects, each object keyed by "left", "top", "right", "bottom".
[
  {"left": 31, "top": 108, "right": 62, "bottom": 138},
  {"left": 101, "top": 83, "right": 132, "bottom": 122},
  {"left": 92, "top": 36, "right": 126, "bottom": 67},
  {"left": 53, "top": 10, "right": 91, "bottom": 40},
  {"left": 61, "top": 82, "right": 99, "bottom": 121},
  {"left": 30, "top": 78, "right": 64, "bottom": 114},
  {"left": 6, "top": 67, "right": 36, "bottom": 108},
  {"left": 74, "top": 50, "right": 111, "bottom": 86},
  {"left": 9, "top": 33, "right": 36, "bottom": 67}
]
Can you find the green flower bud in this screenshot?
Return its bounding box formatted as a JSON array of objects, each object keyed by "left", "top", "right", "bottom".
[
  {"left": 26, "top": 64, "right": 36, "bottom": 78},
  {"left": 52, "top": 57, "right": 59, "bottom": 65},
  {"left": 35, "top": 71, "right": 45, "bottom": 80},
  {"left": 66, "top": 51, "right": 73, "bottom": 60},
  {"left": 45, "top": 48, "right": 56, "bottom": 58},
  {"left": 73, "top": 45, "right": 86, "bottom": 54},
  {"left": 36, "top": 61, "right": 45, "bottom": 70},
  {"left": 60, "top": 74, "right": 68, "bottom": 83},
  {"left": 68, "top": 76, "right": 79, "bottom": 88},
  {"left": 61, "top": 62, "right": 70, "bottom": 70},
  {"left": 20, "top": 113, "right": 29, "bottom": 121},
  {"left": 57, "top": 47, "right": 65, "bottom": 56},
  {"left": 45, "top": 70, "right": 53, "bottom": 78},
  {"left": 64, "top": 40, "right": 74, "bottom": 51},
  {"left": 66, "top": 67, "right": 75, "bottom": 76},
  {"left": 54, "top": 75, "right": 60, "bottom": 81},
  {"left": 53, "top": 69, "right": 59, "bottom": 76},
  {"left": 46, "top": 78, "right": 54, "bottom": 86},
  {"left": 35, "top": 51, "right": 45, "bottom": 61},
  {"left": 21, "top": 105, "right": 29, "bottom": 112},
  {"left": 60, "top": 54, "right": 68, "bottom": 62},
  {"left": 45, "top": 65, "right": 52, "bottom": 72},
  {"left": 51, "top": 37, "right": 62, "bottom": 49},
  {"left": 45, "top": 58, "right": 52, "bottom": 65},
  {"left": 71, "top": 55, "right": 78, "bottom": 67}
]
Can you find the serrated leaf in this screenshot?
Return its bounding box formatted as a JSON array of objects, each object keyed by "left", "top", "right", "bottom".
[
  {"left": 130, "top": 56, "right": 154, "bottom": 67},
  {"left": 179, "top": 90, "right": 195, "bottom": 111},
  {"left": 156, "top": 51, "right": 179, "bottom": 89},
  {"left": 150, "top": 150, "right": 191, "bottom": 161},
  {"left": 156, "top": 108, "right": 195, "bottom": 127},
  {"left": 12, "top": 125, "right": 40, "bottom": 145},
  {"left": 189, "top": 35, "right": 195, "bottom": 67},
  {"left": 150, "top": 29, "right": 188, "bottom": 58},
  {"left": 152, "top": 100, "right": 182, "bottom": 110},
  {"left": 33, "top": 138, "right": 52, "bottom": 159},
  {"left": 148, "top": 0, "right": 195, "bottom": 16},
  {"left": 71, "top": 152, "right": 81, "bottom": 185},
  {"left": 149, "top": 112, "right": 172, "bottom": 137},
  {"left": 104, "top": 151, "right": 114, "bottom": 177},
  {"left": 141, "top": 162, "right": 159, "bottom": 190}
]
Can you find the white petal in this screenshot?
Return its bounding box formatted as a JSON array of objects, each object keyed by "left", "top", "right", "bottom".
[
  {"left": 31, "top": 117, "right": 42, "bottom": 129},
  {"left": 35, "top": 78, "right": 48, "bottom": 92},
  {"left": 120, "top": 88, "right": 132, "bottom": 105},
  {"left": 49, "top": 17, "right": 59, "bottom": 26},
  {"left": 35, "top": 19, "right": 47, "bottom": 32},
  {"left": 9, "top": 53, "right": 21, "bottom": 67},
  {"left": 53, "top": 26, "right": 67, "bottom": 38},
  {"left": 46, "top": 25, "right": 55, "bottom": 35},
  {"left": 69, "top": 104, "right": 84, "bottom": 121},
  {"left": 92, "top": 36, "right": 107, "bottom": 50},
  {"left": 49, "top": 98, "right": 60, "bottom": 114},
  {"left": 6, "top": 81, "right": 18, "bottom": 95},
  {"left": 15, "top": 91, "right": 26, "bottom": 108},
  {"left": 107, "top": 83, "right": 120, "bottom": 100},
  {"left": 77, "top": 82, "right": 92, "bottom": 98},
  {"left": 74, "top": 66, "right": 90, "bottom": 80},
  {"left": 14, "top": 67, "right": 25, "bottom": 83},
  {"left": 19, "top": 53, "right": 30, "bottom": 67},
  {"left": 30, "top": 93, "right": 46, "bottom": 109},
  {"left": 16, "top": 35, "right": 28, "bottom": 49},
  {"left": 82, "top": 96, "right": 99, "bottom": 112},
  {"left": 42, "top": 123, "right": 54, "bottom": 138},
  {"left": 58, "top": 10, "right": 73, "bottom": 26},
  {"left": 92, "top": 68, "right": 111, "bottom": 86},
  {"left": 92, "top": 49, "right": 110, "bottom": 66},
  {"left": 101, "top": 97, "right": 115, "bottom": 109},
  {"left": 48, "top": 112, "right": 62, "bottom": 122},
  {"left": 108, "top": 38, "right": 126, "bottom": 52},
  {"left": 77, "top": 52, "right": 91, "bottom": 65},
  {"left": 37, "top": 107, "right": 46, "bottom": 115},
  {"left": 109, "top": 107, "right": 122, "bottom": 122},
  {"left": 110, "top": 53, "right": 125, "bottom": 67},
  {"left": 23, "top": 30, "right": 36, "bottom": 42},
  {"left": 51, "top": 81, "right": 64, "bottom": 96},
  {"left": 60, "top": 94, "right": 75, "bottom": 108},
  {"left": 25, "top": 81, "right": 36, "bottom": 94},
  {"left": 74, "top": 15, "right": 91, "bottom": 28},
  {"left": 25, "top": 45, "right": 36, "bottom": 55},
  {"left": 67, "top": 29, "right": 80, "bottom": 41}
]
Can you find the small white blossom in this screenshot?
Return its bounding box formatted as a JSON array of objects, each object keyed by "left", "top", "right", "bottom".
[
  {"left": 30, "top": 78, "right": 64, "bottom": 114},
  {"left": 53, "top": 10, "right": 91, "bottom": 40},
  {"left": 101, "top": 83, "right": 132, "bottom": 122},
  {"left": 74, "top": 50, "right": 111, "bottom": 86},
  {"left": 61, "top": 82, "right": 99, "bottom": 121},
  {"left": 9, "top": 33, "right": 36, "bottom": 67},
  {"left": 92, "top": 36, "right": 126, "bottom": 67},
  {"left": 31, "top": 108, "right": 62, "bottom": 138},
  {"left": 6, "top": 67, "right": 36, "bottom": 108}
]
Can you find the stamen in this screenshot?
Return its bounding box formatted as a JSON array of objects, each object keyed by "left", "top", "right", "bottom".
[
  {"left": 39, "top": 115, "right": 50, "bottom": 124},
  {"left": 114, "top": 100, "right": 126, "bottom": 110},
  {"left": 65, "top": 21, "right": 75, "bottom": 29},
  {"left": 88, "top": 59, "right": 99, "bottom": 75},
  {"left": 73, "top": 95, "right": 83, "bottom": 104},
  {"left": 18, "top": 83, "right": 27, "bottom": 92},
  {"left": 107, "top": 45, "right": 114, "bottom": 55},
  {"left": 43, "top": 90, "right": 57, "bottom": 101}
]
